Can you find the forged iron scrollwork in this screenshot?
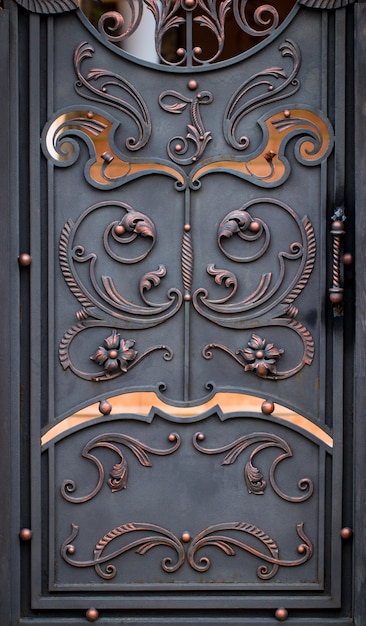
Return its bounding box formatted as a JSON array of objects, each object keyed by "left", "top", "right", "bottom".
[
  {"left": 61, "top": 431, "right": 181, "bottom": 502},
  {"left": 187, "top": 522, "right": 313, "bottom": 578},
  {"left": 61, "top": 519, "right": 313, "bottom": 580},
  {"left": 195, "top": 198, "right": 316, "bottom": 379},
  {"left": 159, "top": 89, "right": 213, "bottom": 165},
  {"left": 223, "top": 40, "right": 301, "bottom": 151},
  {"left": 74, "top": 42, "right": 151, "bottom": 152},
  {"left": 196, "top": 198, "right": 316, "bottom": 380},
  {"left": 193, "top": 431, "right": 314, "bottom": 502},
  {"left": 191, "top": 104, "right": 334, "bottom": 187},
  {"left": 61, "top": 522, "right": 185, "bottom": 579},
  {"left": 59, "top": 201, "right": 182, "bottom": 322},
  {"left": 41, "top": 43, "right": 185, "bottom": 189},
  {"left": 58, "top": 200, "right": 181, "bottom": 379}
]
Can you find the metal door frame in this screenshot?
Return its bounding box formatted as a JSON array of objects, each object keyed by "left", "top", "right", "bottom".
[{"left": 0, "top": 1, "right": 365, "bottom": 623}]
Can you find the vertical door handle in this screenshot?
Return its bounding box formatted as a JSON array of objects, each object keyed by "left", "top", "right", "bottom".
[{"left": 329, "top": 208, "right": 346, "bottom": 307}]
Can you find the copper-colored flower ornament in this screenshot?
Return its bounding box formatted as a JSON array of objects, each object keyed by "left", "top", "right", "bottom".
[
  {"left": 91, "top": 330, "right": 137, "bottom": 375},
  {"left": 239, "top": 333, "right": 284, "bottom": 377}
]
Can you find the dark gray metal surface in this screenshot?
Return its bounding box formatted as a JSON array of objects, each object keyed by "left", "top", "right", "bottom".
[{"left": 0, "top": 0, "right": 360, "bottom": 623}]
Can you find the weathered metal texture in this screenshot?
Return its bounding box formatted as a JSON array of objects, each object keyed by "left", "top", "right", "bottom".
[{"left": 1, "top": 0, "right": 358, "bottom": 623}]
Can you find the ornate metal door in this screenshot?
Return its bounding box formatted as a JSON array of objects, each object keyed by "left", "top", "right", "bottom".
[{"left": 1, "top": 0, "right": 360, "bottom": 623}]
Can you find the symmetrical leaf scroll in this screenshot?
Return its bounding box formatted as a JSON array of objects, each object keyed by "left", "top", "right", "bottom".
[{"left": 61, "top": 519, "right": 313, "bottom": 580}]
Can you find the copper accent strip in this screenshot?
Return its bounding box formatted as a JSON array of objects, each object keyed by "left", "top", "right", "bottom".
[{"left": 41, "top": 392, "right": 333, "bottom": 448}]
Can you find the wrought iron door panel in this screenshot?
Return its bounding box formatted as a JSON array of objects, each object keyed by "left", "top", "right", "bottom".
[
  {"left": 46, "top": 414, "right": 323, "bottom": 589},
  {"left": 11, "top": 0, "right": 353, "bottom": 622}
]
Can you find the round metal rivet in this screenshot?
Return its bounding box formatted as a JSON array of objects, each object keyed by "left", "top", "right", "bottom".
[
  {"left": 188, "top": 80, "right": 197, "bottom": 90},
  {"left": 19, "top": 528, "right": 32, "bottom": 542},
  {"left": 184, "top": 293, "right": 191, "bottom": 301},
  {"left": 86, "top": 608, "right": 99, "bottom": 622},
  {"left": 175, "top": 144, "right": 183, "bottom": 153},
  {"left": 19, "top": 253, "right": 32, "bottom": 267},
  {"left": 115, "top": 224, "right": 125, "bottom": 236},
  {"left": 177, "top": 48, "right": 185, "bottom": 57},
  {"left": 184, "top": 224, "right": 191, "bottom": 232},
  {"left": 197, "top": 432, "right": 205, "bottom": 441},
  {"left": 99, "top": 400, "right": 112, "bottom": 416},
  {"left": 249, "top": 221, "right": 261, "bottom": 233},
  {"left": 87, "top": 111, "right": 94, "bottom": 119},
  {"left": 284, "top": 110, "right": 291, "bottom": 118},
  {"left": 340, "top": 527, "right": 353, "bottom": 540},
  {"left": 275, "top": 608, "right": 288, "bottom": 621},
  {"left": 194, "top": 47, "right": 202, "bottom": 56},
  {"left": 343, "top": 253, "right": 353, "bottom": 266},
  {"left": 261, "top": 401, "right": 275, "bottom": 415},
  {"left": 168, "top": 433, "right": 177, "bottom": 442},
  {"left": 182, "top": 532, "right": 191, "bottom": 542}
]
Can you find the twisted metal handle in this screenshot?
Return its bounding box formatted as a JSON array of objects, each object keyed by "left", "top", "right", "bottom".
[{"left": 329, "top": 209, "right": 345, "bottom": 307}]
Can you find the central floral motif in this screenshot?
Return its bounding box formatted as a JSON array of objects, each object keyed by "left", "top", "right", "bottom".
[
  {"left": 91, "top": 330, "right": 137, "bottom": 375},
  {"left": 238, "top": 333, "right": 284, "bottom": 377}
]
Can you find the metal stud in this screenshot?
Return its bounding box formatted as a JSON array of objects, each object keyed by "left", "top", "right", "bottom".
[
  {"left": 19, "top": 253, "right": 32, "bottom": 267},
  {"left": 261, "top": 400, "right": 275, "bottom": 415},
  {"left": 19, "top": 528, "right": 32, "bottom": 541},
  {"left": 275, "top": 607, "right": 288, "bottom": 621},
  {"left": 340, "top": 527, "right": 353, "bottom": 540},
  {"left": 86, "top": 608, "right": 99, "bottom": 621},
  {"left": 99, "top": 400, "right": 112, "bottom": 415}
]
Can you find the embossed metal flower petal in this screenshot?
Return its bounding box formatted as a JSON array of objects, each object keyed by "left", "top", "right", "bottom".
[
  {"left": 90, "top": 346, "right": 109, "bottom": 365},
  {"left": 247, "top": 333, "right": 266, "bottom": 351},
  {"left": 241, "top": 334, "right": 284, "bottom": 377},
  {"left": 104, "top": 358, "right": 120, "bottom": 373},
  {"left": 104, "top": 330, "right": 120, "bottom": 350},
  {"left": 263, "top": 343, "right": 284, "bottom": 359}
]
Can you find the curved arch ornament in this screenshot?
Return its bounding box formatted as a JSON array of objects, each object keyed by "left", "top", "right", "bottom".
[{"left": 11, "top": 0, "right": 356, "bottom": 69}]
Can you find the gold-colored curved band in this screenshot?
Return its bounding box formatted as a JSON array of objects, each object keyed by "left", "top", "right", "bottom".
[{"left": 41, "top": 392, "right": 333, "bottom": 449}]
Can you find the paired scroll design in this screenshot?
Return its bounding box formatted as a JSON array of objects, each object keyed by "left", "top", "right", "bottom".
[
  {"left": 58, "top": 200, "right": 181, "bottom": 379},
  {"left": 193, "top": 431, "right": 313, "bottom": 501},
  {"left": 196, "top": 198, "right": 316, "bottom": 379},
  {"left": 61, "top": 431, "right": 181, "bottom": 503},
  {"left": 61, "top": 519, "right": 312, "bottom": 580},
  {"left": 42, "top": 39, "right": 334, "bottom": 188}
]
